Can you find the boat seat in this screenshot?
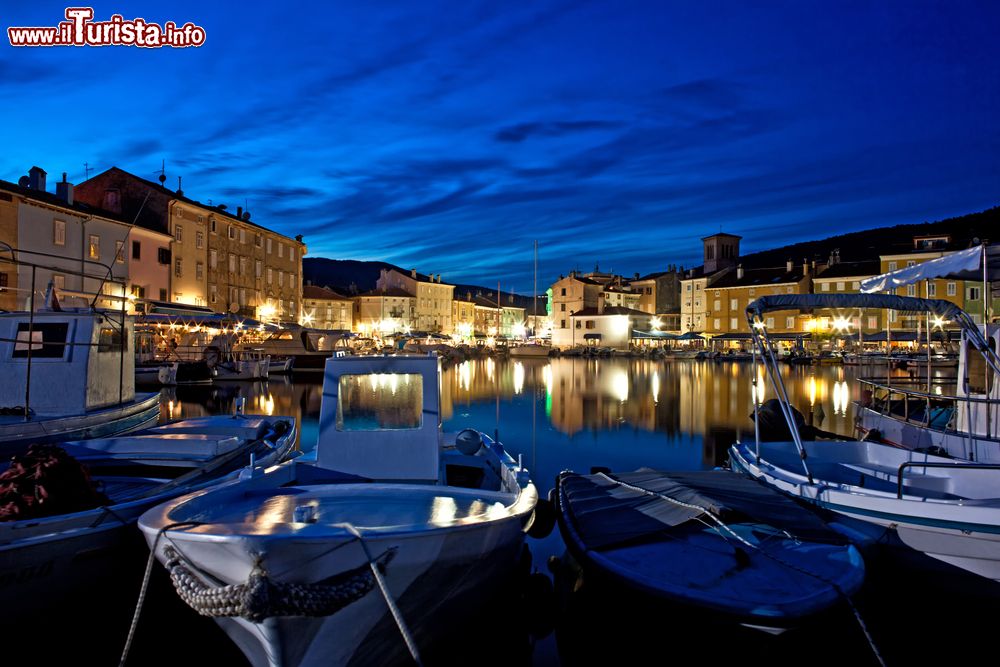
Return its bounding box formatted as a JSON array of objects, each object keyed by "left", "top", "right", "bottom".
[{"left": 840, "top": 462, "right": 951, "bottom": 494}]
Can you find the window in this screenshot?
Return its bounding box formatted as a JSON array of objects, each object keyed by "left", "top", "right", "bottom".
[
  {"left": 852, "top": 281, "right": 860, "bottom": 290},
  {"left": 888, "top": 309, "right": 897, "bottom": 323},
  {"left": 240, "top": 229, "right": 247, "bottom": 244},
  {"left": 927, "top": 283, "right": 936, "bottom": 297},
  {"left": 209, "top": 249, "right": 217, "bottom": 269},
  {"left": 969, "top": 286, "right": 982, "bottom": 301},
  {"left": 278, "top": 242, "right": 284, "bottom": 258},
  {"left": 906, "top": 285, "right": 916, "bottom": 297},
  {"left": 13, "top": 322, "right": 68, "bottom": 358},
  {"left": 947, "top": 282, "right": 956, "bottom": 296},
  {"left": 97, "top": 326, "right": 126, "bottom": 353},
  {"left": 175, "top": 208, "right": 183, "bottom": 218},
  {"left": 585, "top": 320, "right": 595, "bottom": 329},
  {"left": 821, "top": 282, "right": 830, "bottom": 292},
  {"left": 159, "top": 288, "right": 167, "bottom": 301},
  {"left": 255, "top": 260, "right": 262, "bottom": 278},
  {"left": 729, "top": 298, "right": 737, "bottom": 310},
  {"left": 868, "top": 316, "right": 878, "bottom": 329},
  {"left": 714, "top": 290, "right": 720, "bottom": 297},
  {"left": 132, "top": 240, "right": 141, "bottom": 260},
  {"left": 888, "top": 261, "right": 897, "bottom": 271},
  {"left": 255, "top": 233, "right": 262, "bottom": 248},
  {"left": 267, "top": 267, "right": 273, "bottom": 284},
  {"left": 115, "top": 240, "right": 125, "bottom": 264},
  {"left": 158, "top": 247, "right": 170, "bottom": 264},
  {"left": 209, "top": 284, "right": 217, "bottom": 303},
  {"left": 685, "top": 284, "right": 691, "bottom": 292},
  {"left": 229, "top": 287, "right": 238, "bottom": 305},
  {"left": 210, "top": 218, "right": 217, "bottom": 234},
  {"left": 713, "top": 318, "right": 721, "bottom": 330},
  {"left": 196, "top": 231, "right": 204, "bottom": 249},
  {"left": 786, "top": 316, "right": 795, "bottom": 329},
  {"left": 906, "top": 261, "right": 916, "bottom": 268},
  {"left": 240, "top": 257, "right": 248, "bottom": 276},
  {"left": 279, "top": 271, "right": 284, "bottom": 287},
  {"left": 228, "top": 225, "right": 237, "bottom": 240},
  {"left": 131, "top": 285, "right": 145, "bottom": 298},
  {"left": 729, "top": 318, "right": 738, "bottom": 330},
  {"left": 196, "top": 262, "right": 204, "bottom": 281},
  {"left": 240, "top": 288, "right": 246, "bottom": 305},
  {"left": 175, "top": 225, "right": 183, "bottom": 242},
  {"left": 560, "top": 303, "right": 566, "bottom": 311},
  {"left": 765, "top": 317, "right": 774, "bottom": 329},
  {"left": 748, "top": 288, "right": 755, "bottom": 296},
  {"left": 714, "top": 300, "right": 721, "bottom": 311},
  {"left": 786, "top": 286, "right": 794, "bottom": 294},
  {"left": 266, "top": 238, "right": 272, "bottom": 254},
  {"left": 0, "top": 273, "right": 6, "bottom": 288},
  {"left": 88, "top": 234, "right": 100, "bottom": 259},
  {"left": 574, "top": 320, "right": 581, "bottom": 329},
  {"left": 53, "top": 219, "right": 66, "bottom": 246},
  {"left": 836, "top": 282, "right": 845, "bottom": 291},
  {"left": 228, "top": 254, "right": 236, "bottom": 273}
]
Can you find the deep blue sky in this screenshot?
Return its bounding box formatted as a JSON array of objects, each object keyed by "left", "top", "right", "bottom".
[{"left": 3, "top": 2, "right": 998, "bottom": 292}]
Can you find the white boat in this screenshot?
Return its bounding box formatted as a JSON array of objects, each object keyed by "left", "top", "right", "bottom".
[
  {"left": 855, "top": 324, "right": 999, "bottom": 463},
  {"left": 238, "top": 326, "right": 352, "bottom": 372},
  {"left": 0, "top": 308, "right": 161, "bottom": 450},
  {"left": 268, "top": 356, "right": 295, "bottom": 374},
  {"left": 509, "top": 342, "right": 551, "bottom": 358},
  {"left": 0, "top": 413, "right": 296, "bottom": 617},
  {"left": 139, "top": 354, "right": 538, "bottom": 667},
  {"left": 206, "top": 347, "right": 271, "bottom": 381},
  {"left": 730, "top": 293, "right": 1000, "bottom": 582}
]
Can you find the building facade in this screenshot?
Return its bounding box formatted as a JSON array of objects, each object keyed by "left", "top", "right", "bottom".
[
  {"left": 569, "top": 305, "right": 652, "bottom": 350},
  {"left": 302, "top": 284, "right": 353, "bottom": 330},
  {"left": 375, "top": 268, "right": 455, "bottom": 333},
  {"left": 353, "top": 288, "right": 416, "bottom": 335},
  {"left": 75, "top": 167, "right": 305, "bottom": 321}
]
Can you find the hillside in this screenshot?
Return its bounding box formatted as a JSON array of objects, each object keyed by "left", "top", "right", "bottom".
[{"left": 739, "top": 207, "right": 999, "bottom": 268}]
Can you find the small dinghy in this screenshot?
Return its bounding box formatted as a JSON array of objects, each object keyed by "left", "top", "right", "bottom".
[
  {"left": 0, "top": 414, "right": 296, "bottom": 616},
  {"left": 556, "top": 469, "right": 864, "bottom": 629},
  {"left": 138, "top": 354, "right": 537, "bottom": 667}
]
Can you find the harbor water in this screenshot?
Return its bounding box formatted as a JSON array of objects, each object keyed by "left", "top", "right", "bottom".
[{"left": 39, "top": 358, "right": 998, "bottom": 666}]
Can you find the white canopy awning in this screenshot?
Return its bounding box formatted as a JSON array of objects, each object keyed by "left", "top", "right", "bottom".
[{"left": 860, "top": 245, "right": 983, "bottom": 293}]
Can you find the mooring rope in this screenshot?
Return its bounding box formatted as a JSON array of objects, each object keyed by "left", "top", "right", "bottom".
[{"left": 594, "top": 472, "right": 886, "bottom": 666}]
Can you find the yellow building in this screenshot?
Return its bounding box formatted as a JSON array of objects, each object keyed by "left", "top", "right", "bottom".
[
  {"left": 707, "top": 261, "right": 813, "bottom": 336},
  {"left": 452, "top": 292, "right": 476, "bottom": 339},
  {"left": 680, "top": 233, "right": 742, "bottom": 333},
  {"left": 353, "top": 288, "right": 415, "bottom": 335},
  {"left": 376, "top": 268, "right": 454, "bottom": 333},
  {"left": 810, "top": 258, "right": 883, "bottom": 335},
  {"left": 302, "top": 284, "right": 353, "bottom": 330}
]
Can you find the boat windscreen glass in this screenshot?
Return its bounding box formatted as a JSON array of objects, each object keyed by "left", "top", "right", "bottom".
[{"left": 336, "top": 373, "right": 423, "bottom": 431}]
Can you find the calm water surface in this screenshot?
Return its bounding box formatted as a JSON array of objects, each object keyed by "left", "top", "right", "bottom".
[{"left": 135, "top": 358, "right": 992, "bottom": 666}]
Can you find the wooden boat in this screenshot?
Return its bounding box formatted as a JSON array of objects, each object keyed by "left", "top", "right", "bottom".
[
  {"left": 0, "top": 308, "right": 160, "bottom": 451},
  {"left": 0, "top": 414, "right": 296, "bottom": 617},
  {"left": 556, "top": 469, "right": 864, "bottom": 629},
  {"left": 509, "top": 342, "right": 551, "bottom": 358},
  {"left": 138, "top": 354, "right": 537, "bottom": 666}
]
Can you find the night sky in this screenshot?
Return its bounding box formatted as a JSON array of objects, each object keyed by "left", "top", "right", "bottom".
[{"left": 3, "top": 2, "right": 998, "bottom": 292}]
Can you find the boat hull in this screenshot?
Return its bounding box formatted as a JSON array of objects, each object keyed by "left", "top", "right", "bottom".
[
  {"left": 730, "top": 441, "right": 1000, "bottom": 582},
  {"left": 0, "top": 393, "right": 161, "bottom": 452},
  {"left": 856, "top": 404, "right": 1000, "bottom": 464}
]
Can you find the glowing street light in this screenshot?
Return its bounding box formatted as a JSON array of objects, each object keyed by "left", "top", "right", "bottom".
[
  {"left": 833, "top": 316, "right": 851, "bottom": 332},
  {"left": 651, "top": 316, "right": 662, "bottom": 330}
]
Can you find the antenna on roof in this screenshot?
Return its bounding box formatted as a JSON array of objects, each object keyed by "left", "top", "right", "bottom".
[
  {"left": 158, "top": 159, "right": 166, "bottom": 185},
  {"left": 83, "top": 162, "right": 93, "bottom": 180}
]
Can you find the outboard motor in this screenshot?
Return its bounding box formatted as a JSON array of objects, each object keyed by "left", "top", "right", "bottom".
[{"left": 751, "top": 399, "right": 808, "bottom": 442}]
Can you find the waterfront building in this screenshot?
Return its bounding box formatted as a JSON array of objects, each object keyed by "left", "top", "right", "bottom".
[
  {"left": 809, "top": 257, "right": 883, "bottom": 336},
  {"left": 302, "top": 284, "right": 353, "bottom": 330},
  {"left": 75, "top": 167, "right": 305, "bottom": 321},
  {"left": 375, "top": 268, "right": 455, "bottom": 333},
  {"left": 680, "top": 233, "right": 741, "bottom": 333},
  {"left": 568, "top": 304, "right": 652, "bottom": 350},
  {"left": 550, "top": 271, "right": 609, "bottom": 347},
  {"left": 452, "top": 292, "right": 476, "bottom": 340},
  {"left": 472, "top": 294, "right": 502, "bottom": 336},
  {"left": 353, "top": 288, "right": 416, "bottom": 335},
  {"left": 630, "top": 265, "right": 682, "bottom": 332},
  {"left": 706, "top": 261, "right": 813, "bottom": 337},
  {"left": 0, "top": 168, "right": 171, "bottom": 312}
]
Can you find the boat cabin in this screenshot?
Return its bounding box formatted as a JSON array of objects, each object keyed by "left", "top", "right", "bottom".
[
  {"left": 316, "top": 355, "right": 442, "bottom": 482},
  {"left": 0, "top": 309, "right": 135, "bottom": 416}
]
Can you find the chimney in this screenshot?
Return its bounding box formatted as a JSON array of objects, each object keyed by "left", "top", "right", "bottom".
[
  {"left": 28, "top": 166, "right": 47, "bottom": 191},
  {"left": 411, "top": 269, "right": 417, "bottom": 279},
  {"left": 176, "top": 176, "right": 184, "bottom": 197},
  {"left": 236, "top": 206, "right": 243, "bottom": 219},
  {"left": 803, "top": 258, "right": 811, "bottom": 276},
  {"left": 736, "top": 264, "right": 744, "bottom": 279},
  {"left": 56, "top": 172, "right": 74, "bottom": 205},
  {"left": 436, "top": 273, "right": 441, "bottom": 283}
]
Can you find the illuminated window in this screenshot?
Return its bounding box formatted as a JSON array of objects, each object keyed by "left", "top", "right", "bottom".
[{"left": 88, "top": 234, "right": 100, "bottom": 259}]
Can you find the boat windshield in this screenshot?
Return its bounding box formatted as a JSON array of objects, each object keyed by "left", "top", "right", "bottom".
[{"left": 336, "top": 373, "right": 423, "bottom": 431}]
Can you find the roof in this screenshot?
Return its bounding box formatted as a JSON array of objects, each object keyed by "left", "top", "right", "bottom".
[
  {"left": 701, "top": 232, "right": 742, "bottom": 241},
  {"left": 710, "top": 266, "right": 806, "bottom": 289},
  {"left": 302, "top": 284, "right": 351, "bottom": 301},
  {"left": 0, "top": 179, "right": 134, "bottom": 226},
  {"left": 383, "top": 267, "right": 454, "bottom": 287},
  {"left": 813, "top": 259, "right": 882, "bottom": 280},
  {"left": 634, "top": 270, "right": 674, "bottom": 282},
  {"left": 571, "top": 306, "right": 650, "bottom": 318},
  {"left": 356, "top": 287, "right": 414, "bottom": 298},
  {"left": 84, "top": 167, "right": 304, "bottom": 244}
]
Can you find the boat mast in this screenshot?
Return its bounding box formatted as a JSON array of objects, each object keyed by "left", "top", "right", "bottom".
[{"left": 533, "top": 240, "right": 538, "bottom": 338}]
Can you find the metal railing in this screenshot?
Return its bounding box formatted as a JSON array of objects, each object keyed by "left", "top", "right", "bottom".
[{"left": 857, "top": 378, "right": 997, "bottom": 436}]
